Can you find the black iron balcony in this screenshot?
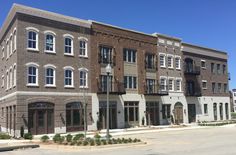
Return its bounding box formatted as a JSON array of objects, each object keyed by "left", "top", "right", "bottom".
[
  {"left": 184, "top": 65, "right": 200, "bottom": 75},
  {"left": 144, "top": 84, "right": 169, "bottom": 96},
  {"left": 185, "top": 88, "right": 202, "bottom": 97},
  {"left": 97, "top": 81, "right": 126, "bottom": 95}
]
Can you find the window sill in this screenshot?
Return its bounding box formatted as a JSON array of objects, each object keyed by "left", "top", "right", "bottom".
[
  {"left": 176, "top": 68, "right": 181, "bottom": 70},
  {"left": 80, "top": 86, "right": 88, "bottom": 89},
  {"left": 45, "top": 50, "right": 56, "bottom": 54},
  {"left": 27, "top": 48, "right": 39, "bottom": 52},
  {"left": 27, "top": 84, "right": 39, "bottom": 87},
  {"left": 201, "top": 67, "right": 206, "bottom": 70},
  {"left": 79, "top": 55, "right": 88, "bottom": 58},
  {"left": 168, "top": 67, "right": 174, "bottom": 69},
  {"left": 64, "top": 86, "right": 74, "bottom": 89},
  {"left": 64, "top": 53, "right": 74, "bottom": 57},
  {"left": 45, "top": 85, "right": 56, "bottom": 88},
  {"left": 160, "top": 66, "right": 166, "bottom": 68}
]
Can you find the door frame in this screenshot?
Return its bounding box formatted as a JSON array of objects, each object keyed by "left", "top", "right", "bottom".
[{"left": 174, "top": 102, "right": 183, "bottom": 124}]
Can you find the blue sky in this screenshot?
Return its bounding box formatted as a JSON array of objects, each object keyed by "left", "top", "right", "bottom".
[{"left": 0, "top": 0, "right": 235, "bottom": 89}]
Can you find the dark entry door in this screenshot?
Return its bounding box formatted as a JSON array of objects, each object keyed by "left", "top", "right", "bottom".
[
  {"left": 146, "top": 102, "right": 159, "bottom": 126},
  {"left": 98, "top": 102, "right": 117, "bottom": 130},
  {"left": 28, "top": 102, "right": 54, "bottom": 135},
  {"left": 188, "top": 104, "right": 196, "bottom": 123}
]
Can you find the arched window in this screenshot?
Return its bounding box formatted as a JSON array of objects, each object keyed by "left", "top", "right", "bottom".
[
  {"left": 44, "top": 31, "right": 56, "bottom": 53},
  {"left": 79, "top": 68, "right": 88, "bottom": 88},
  {"left": 13, "top": 64, "right": 16, "bottom": 87},
  {"left": 64, "top": 34, "right": 74, "bottom": 56},
  {"left": 13, "top": 28, "right": 17, "bottom": 52},
  {"left": 64, "top": 66, "right": 74, "bottom": 87},
  {"left": 6, "top": 70, "right": 9, "bottom": 90},
  {"left": 45, "top": 67, "right": 56, "bottom": 86},
  {"left": 9, "top": 67, "right": 12, "bottom": 88},
  {"left": 78, "top": 37, "right": 88, "bottom": 57},
  {"left": 26, "top": 27, "right": 39, "bottom": 50},
  {"left": 26, "top": 62, "right": 39, "bottom": 86}
]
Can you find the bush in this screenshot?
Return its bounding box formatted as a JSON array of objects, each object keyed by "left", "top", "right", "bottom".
[
  {"left": 53, "top": 134, "right": 61, "bottom": 143},
  {"left": 90, "top": 139, "right": 95, "bottom": 146},
  {"left": 77, "top": 141, "right": 82, "bottom": 146},
  {"left": 101, "top": 139, "right": 107, "bottom": 145},
  {"left": 59, "top": 136, "right": 65, "bottom": 144},
  {"left": 83, "top": 140, "right": 89, "bottom": 146},
  {"left": 128, "top": 138, "right": 132, "bottom": 143},
  {"left": 108, "top": 140, "right": 113, "bottom": 144},
  {"left": 94, "top": 133, "right": 101, "bottom": 140},
  {"left": 24, "top": 133, "right": 33, "bottom": 140},
  {"left": 66, "top": 134, "right": 73, "bottom": 143},
  {"left": 95, "top": 139, "right": 101, "bottom": 145},
  {"left": 117, "top": 138, "right": 122, "bottom": 144},
  {"left": 73, "top": 134, "right": 85, "bottom": 142},
  {"left": 0, "top": 133, "right": 11, "bottom": 139},
  {"left": 70, "top": 141, "right": 76, "bottom": 145},
  {"left": 41, "top": 135, "right": 49, "bottom": 142}
]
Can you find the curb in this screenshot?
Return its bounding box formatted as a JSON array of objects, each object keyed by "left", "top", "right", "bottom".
[{"left": 0, "top": 144, "right": 39, "bottom": 152}]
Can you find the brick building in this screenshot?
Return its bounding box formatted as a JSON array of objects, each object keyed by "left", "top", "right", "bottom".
[{"left": 0, "top": 4, "right": 231, "bottom": 137}]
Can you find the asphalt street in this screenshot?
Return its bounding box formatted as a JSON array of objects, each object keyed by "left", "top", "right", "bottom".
[{"left": 2, "top": 126, "right": 236, "bottom": 155}]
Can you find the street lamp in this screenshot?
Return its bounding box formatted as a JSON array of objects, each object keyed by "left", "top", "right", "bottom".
[{"left": 106, "top": 63, "right": 112, "bottom": 142}]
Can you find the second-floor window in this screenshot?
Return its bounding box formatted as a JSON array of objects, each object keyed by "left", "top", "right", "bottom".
[
  {"left": 175, "top": 56, "right": 181, "bottom": 70},
  {"left": 145, "top": 54, "right": 155, "bottom": 69},
  {"left": 124, "top": 76, "right": 137, "bottom": 89},
  {"left": 160, "top": 77, "right": 167, "bottom": 91},
  {"left": 159, "top": 54, "right": 166, "bottom": 67},
  {"left": 45, "top": 34, "right": 55, "bottom": 53},
  {"left": 146, "top": 79, "right": 155, "bottom": 93},
  {"left": 64, "top": 69, "right": 74, "bottom": 87},
  {"left": 167, "top": 55, "right": 173, "bottom": 68},
  {"left": 218, "top": 83, "right": 221, "bottom": 93},
  {"left": 201, "top": 60, "right": 206, "bottom": 69},
  {"left": 212, "top": 82, "right": 216, "bottom": 93},
  {"left": 202, "top": 80, "right": 207, "bottom": 89},
  {"left": 65, "top": 37, "right": 73, "bottom": 55},
  {"left": 99, "top": 46, "right": 113, "bottom": 64},
  {"left": 176, "top": 79, "right": 182, "bottom": 92},
  {"left": 45, "top": 68, "right": 55, "bottom": 86},
  {"left": 27, "top": 31, "right": 38, "bottom": 50},
  {"left": 27, "top": 66, "right": 38, "bottom": 86},
  {"left": 217, "top": 64, "right": 221, "bottom": 74},
  {"left": 79, "top": 68, "right": 88, "bottom": 88},
  {"left": 123, "top": 48, "right": 136, "bottom": 63},
  {"left": 168, "top": 78, "right": 174, "bottom": 91}
]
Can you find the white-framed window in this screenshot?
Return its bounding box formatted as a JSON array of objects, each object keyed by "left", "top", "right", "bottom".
[
  {"left": 26, "top": 27, "right": 39, "bottom": 51},
  {"left": 6, "top": 70, "right": 9, "bottom": 90},
  {"left": 168, "top": 78, "right": 174, "bottom": 91},
  {"left": 1, "top": 75, "right": 4, "bottom": 88},
  {"left": 79, "top": 68, "right": 88, "bottom": 88},
  {"left": 13, "top": 28, "right": 17, "bottom": 52},
  {"left": 1, "top": 47, "right": 4, "bottom": 59},
  {"left": 64, "top": 34, "right": 74, "bottom": 56},
  {"left": 79, "top": 37, "right": 88, "bottom": 57},
  {"left": 26, "top": 62, "right": 39, "bottom": 86},
  {"left": 160, "top": 76, "right": 167, "bottom": 91},
  {"left": 124, "top": 76, "right": 137, "bottom": 89},
  {"left": 159, "top": 53, "right": 166, "bottom": 68},
  {"left": 44, "top": 31, "right": 56, "bottom": 53},
  {"left": 175, "top": 56, "right": 181, "bottom": 70},
  {"left": 201, "top": 60, "right": 206, "bottom": 69},
  {"left": 167, "top": 54, "right": 174, "bottom": 68},
  {"left": 9, "top": 67, "right": 12, "bottom": 88},
  {"left": 10, "top": 35, "right": 13, "bottom": 56},
  {"left": 204, "top": 104, "right": 208, "bottom": 114},
  {"left": 123, "top": 48, "right": 136, "bottom": 63},
  {"left": 44, "top": 64, "right": 56, "bottom": 87},
  {"left": 176, "top": 78, "right": 182, "bottom": 92},
  {"left": 202, "top": 80, "right": 207, "bottom": 89},
  {"left": 6, "top": 40, "right": 9, "bottom": 59},
  {"left": 64, "top": 66, "right": 74, "bottom": 87},
  {"left": 13, "top": 64, "right": 16, "bottom": 87}
]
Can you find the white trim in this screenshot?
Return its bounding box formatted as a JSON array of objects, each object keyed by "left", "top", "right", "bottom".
[
  {"left": 26, "top": 27, "right": 39, "bottom": 32},
  {"left": 79, "top": 68, "right": 88, "bottom": 88},
  {"left": 25, "top": 62, "right": 39, "bottom": 67},
  {"left": 202, "top": 80, "right": 207, "bottom": 90},
  {"left": 78, "top": 37, "right": 88, "bottom": 41},
  {"left": 78, "top": 67, "right": 88, "bottom": 71},
  {"left": 168, "top": 77, "right": 174, "bottom": 92},
  {"left": 175, "top": 55, "right": 181, "bottom": 70},
  {"left": 44, "top": 64, "right": 57, "bottom": 69},
  {"left": 167, "top": 54, "right": 174, "bottom": 69},
  {"left": 201, "top": 59, "right": 206, "bottom": 69},
  {"left": 45, "top": 67, "right": 56, "bottom": 87},
  {"left": 78, "top": 38, "right": 88, "bottom": 58},
  {"left": 63, "top": 66, "right": 74, "bottom": 70},
  {"left": 64, "top": 36, "right": 74, "bottom": 56},
  {"left": 159, "top": 53, "right": 166, "bottom": 68},
  {"left": 44, "top": 30, "right": 56, "bottom": 36},
  {"left": 63, "top": 34, "right": 74, "bottom": 39},
  {"left": 175, "top": 77, "right": 182, "bottom": 92}
]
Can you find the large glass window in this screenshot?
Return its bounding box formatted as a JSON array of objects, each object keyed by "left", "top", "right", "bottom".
[
  {"left": 99, "top": 46, "right": 113, "bottom": 64},
  {"left": 65, "top": 37, "right": 73, "bottom": 55},
  {"left": 124, "top": 76, "right": 137, "bottom": 89},
  {"left": 28, "top": 31, "right": 38, "bottom": 49},
  {"left": 146, "top": 79, "right": 155, "bottom": 93},
  {"left": 162, "top": 104, "right": 171, "bottom": 119},
  {"left": 45, "top": 68, "right": 55, "bottom": 86},
  {"left": 45, "top": 34, "right": 55, "bottom": 52},
  {"left": 124, "top": 102, "right": 139, "bottom": 127},
  {"left": 28, "top": 66, "right": 38, "bottom": 85},
  {"left": 123, "top": 48, "right": 136, "bottom": 63},
  {"left": 145, "top": 53, "right": 155, "bottom": 69},
  {"left": 64, "top": 69, "right": 73, "bottom": 87}
]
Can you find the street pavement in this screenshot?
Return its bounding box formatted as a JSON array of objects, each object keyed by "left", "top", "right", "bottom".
[{"left": 1, "top": 125, "right": 236, "bottom": 155}]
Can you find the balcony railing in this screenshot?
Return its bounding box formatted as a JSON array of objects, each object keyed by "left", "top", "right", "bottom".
[
  {"left": 144, "top": 84, "right": 169, "bottom": 96},
  {"left": 185, "top": 88, "right": 202, "bottom": 97},
  {"left": 97, "top": 81, "right": 126, "bottom": 95},
  {"left": 184, "top": 65, "right": 200, "bottom": 75}
]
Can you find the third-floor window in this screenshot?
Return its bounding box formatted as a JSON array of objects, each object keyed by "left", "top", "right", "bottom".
[
  {"left": 123, "top": 48, "right": 136, "bottom": 63},
  {"left": 124, "top": 76, "right": 137, "bottom": 89},
  {"left": 27, "top": 31, "right": 38, "bottom": 50},
  {"left": 79, "top": 40, "right": 87, "bottom": 57},
  {"left": 145, "top": 53, "right": 156, "bottom": 69},
  {"left": 65, "top": 37, "right": 73, "bottom": 55},
  {"left": 45, "top": 34, "right": 55, "bottom": 53},
  {"left": 99, "top": 46, "right": 113, "bottom": 64}
]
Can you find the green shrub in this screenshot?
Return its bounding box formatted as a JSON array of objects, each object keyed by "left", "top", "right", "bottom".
[
  {"left": 53, "top": 134, "right": 61, "bottom": 143},
  {"left": 73, "top": 134, "right": 85, "bottom": 142},
  {"left": 83, "top": 140, "right": 89, "bottom": 146},
  {"left": 90, "top": 139, "right": 95, "bottom": 146},
  {"left": 0, "top": 133, "right": 11, "bottom": 139},
  {"left": 77, "top": 141, "right": 82, "bottom": 146},
  {"left": 40, "top": 135, "right": 49, "bottom": 142},
  {"left": 66, "top": 134, "right": 73, "bottom": 143},
  {"left": 133, "top": 138, "right": 138, "bottom": 143},
  {"left": 94, "top": 133, "right": 101, "bottom": 139},
  {"left": 59, "top": 136, "right": 65, "bottom": 144},
  {"left": 101, "top": 139, "right": 107, "bottom": 145},
  {"left": 95, "top": 139, "right": 101, "bottom": 145},
  {"left": 117, "top": 138, "right": 122, "bottom": 144},
  {"left": 24, "top": 133, "right": 33, "bottom": 140},
  {"left": 108, "top": 140, "right": 113, "bottom": 144},
  {"left": 70, "top": 141, "right": 76, "bottom": 145},
  {"left": 128, "top": 138, "right": 132, "bottom": 143},
  {"left": 137, "top": 139, "right": 141, "bottom": 142}
]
